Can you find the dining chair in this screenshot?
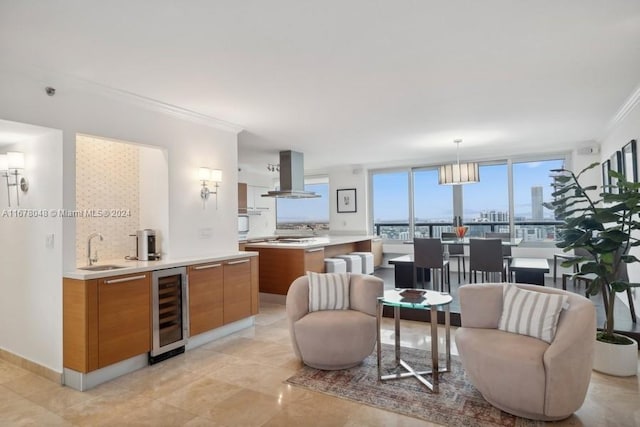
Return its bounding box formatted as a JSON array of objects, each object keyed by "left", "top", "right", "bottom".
[
  {"left": 442, "top": 232, "right": 466, "bottom": 284},
  {"left": 413, "top": 238, "right": 451, "bottom": 292},
  {"left": 469, "top": 238, "right": 506, "bottom": 283},
  {"left": 485, "top": 232, "right": 512, "bottom": 279},
  {"left": 553, "top": 247, "right": 593, "bottom": 283}
]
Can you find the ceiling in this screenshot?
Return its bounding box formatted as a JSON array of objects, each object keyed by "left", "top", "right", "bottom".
[{"left": 1, "top": 1, "right": 639, "bottom": 172}]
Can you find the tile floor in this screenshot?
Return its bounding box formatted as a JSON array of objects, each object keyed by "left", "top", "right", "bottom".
[{"left": 0, "top": 301, "right": 639, "bottom": 426}]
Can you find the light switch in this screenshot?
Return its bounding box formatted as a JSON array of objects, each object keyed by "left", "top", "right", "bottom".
[
  {"left": 45, "top": 233, "right": 55, "bottom": 249},
  {"left": 198, "top": 228, "right": 213, "bottom": 239}
]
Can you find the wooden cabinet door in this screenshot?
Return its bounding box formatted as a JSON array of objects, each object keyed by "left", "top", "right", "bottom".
[
  {"left": 188, "top": 262, "right": 224, "bottom": 336},
  {"left": 223, "top": 258, "right": 252, "bottom": 324},
  {"left": 238, "top": 182, "right": 248, "bottom": 213},
  {"left": 304, "top": 248, "right": 325, "bottom": 273},
  {"left": 97, "top": 273, "right": 151, "bottom": 368},
  {"left": 372, "top": 238, "right": 383, "bottom": 267}
]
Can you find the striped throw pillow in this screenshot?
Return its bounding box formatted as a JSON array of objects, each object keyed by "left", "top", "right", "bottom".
[
  {"left": 498, "top": 285, "right": 568, "bottom": 343},
  {"left": 308, "top": 272, "right": 350, "bottom": 312}
]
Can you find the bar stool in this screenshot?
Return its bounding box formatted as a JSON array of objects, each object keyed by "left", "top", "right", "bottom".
[
  {"left": 335, "top": 254, "right": 362, "bottom": 274},
  {"left": 350, "top": 252, "right": 374, "bottom": 274},
  {"left": 324, "top": 258, "right": 347, "bottom": 273}
]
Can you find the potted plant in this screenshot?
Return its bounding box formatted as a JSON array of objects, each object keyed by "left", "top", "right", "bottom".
[{"left": 546, "top": 162, "right": 639, "bottom": 376}]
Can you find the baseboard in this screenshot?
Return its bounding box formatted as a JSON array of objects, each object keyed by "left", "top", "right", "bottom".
[{"left": 0, "top": 348, "right": 62, "bottom": 384}]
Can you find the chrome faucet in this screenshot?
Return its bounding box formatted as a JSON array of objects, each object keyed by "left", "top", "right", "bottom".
[{"left": 87, "top": 232, "right": 104, "bottom": 266}]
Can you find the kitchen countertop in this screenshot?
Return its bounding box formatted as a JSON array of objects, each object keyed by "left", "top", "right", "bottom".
[
  {"left": 244, "top": 235, "right": 378, "bottom": 250},
  {"left": 64, "top": 251, "right": 258, "bottom": 280}
]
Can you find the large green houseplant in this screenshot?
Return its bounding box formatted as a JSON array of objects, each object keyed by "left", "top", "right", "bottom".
[{"left": 546, "top": 162, "right": 639, "bottom": 346}]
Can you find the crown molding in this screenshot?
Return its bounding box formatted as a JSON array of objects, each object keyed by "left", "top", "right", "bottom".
[
  {"left": 0, "top": 62, "right": 244, "bottom": 134},
  {"left": 607, "top": 83, "right": 640, "bottom": 133}
]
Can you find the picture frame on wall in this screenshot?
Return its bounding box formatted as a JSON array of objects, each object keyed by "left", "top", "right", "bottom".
[
  {"left": 622, "top": 139, "right": 638, "bottom": 183},
  {"left": 337, "top": 188, "right": 357, "bottom": 213},
  {"left": 610, "top": 151, "right": 622, "bottom": 194},
  {"left": 602, "top": 160, "right": 611, "bottom": 193}
]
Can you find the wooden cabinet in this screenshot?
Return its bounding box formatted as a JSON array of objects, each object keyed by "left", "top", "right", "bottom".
[
  {"left": 63, "top": 272, "right": 151, "bottom": 373},
  {"left": 188, "top": 262, "right": 224, "bottom": 336},
  {"left": 238, "top": 182, "right": 248, "bottom": 213},
  {"left": 97, "top": 273, "right": 151, "bottom": 368},
  {"left": 238, "top": 182, "right": 272, "bottom": 214},
  {"left": 64, "top": 256, "right": 259, "bottom": 373},
  {"left": 223, "top": 258, "right": 252, "bottom": 324}
]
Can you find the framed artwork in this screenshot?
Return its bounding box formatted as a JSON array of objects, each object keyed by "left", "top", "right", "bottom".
[
  {"left": 337, "top": 188, "right": 357, "bottom": 213},
  {"left": 602, "top": 160, "right": 611, "bottom": 193},
  {"left": 610, "top": 151, "right": 622, "bottom": 194},
  {"left": 622, "top": 139, "right": 638, "bottom": 183}
]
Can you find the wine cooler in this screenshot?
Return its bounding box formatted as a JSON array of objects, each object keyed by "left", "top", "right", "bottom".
[{"left": 150, "top": 267, "right": 188, "bottom": 364}]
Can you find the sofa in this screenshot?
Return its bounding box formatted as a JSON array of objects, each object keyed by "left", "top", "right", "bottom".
[
  {"left": 286, "top": 273, "right": 384, "bottom": 370},
  {"left": 456, "top": 283, "right": 596, "bottom": 421}
]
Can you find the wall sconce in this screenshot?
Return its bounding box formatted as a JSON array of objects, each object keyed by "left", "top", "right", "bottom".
[
  {"left": 199, "top": 167, "right": 222, "bottom": 209},
  {"left": 0, "top": 151, "right": 29, "bottom": 207}
]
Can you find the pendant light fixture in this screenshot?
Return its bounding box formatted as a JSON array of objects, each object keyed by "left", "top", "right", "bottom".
[{"left": 438, "top": 139, "right": 480, "bottom": 185}]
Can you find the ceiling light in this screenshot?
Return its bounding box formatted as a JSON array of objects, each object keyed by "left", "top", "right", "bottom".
[{"left": 438, "top": 139, "right": 480, "bottom": 185}]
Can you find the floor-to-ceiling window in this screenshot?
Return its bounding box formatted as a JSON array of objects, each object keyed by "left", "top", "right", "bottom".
[
  {"left": 370, "top": 156, "right": 565, "bottom": 244},
  {"left": 413, "top": 168, "right": 453, "bottom": 238},
  {"left": 462, "top": 163, "right": 509, "bottom": 237},
  {"left": 371, "top": 171, "right": 410, "bottom": 240},
  {"left": 512, "top": 158, "right": 564, "bottom": 243}
]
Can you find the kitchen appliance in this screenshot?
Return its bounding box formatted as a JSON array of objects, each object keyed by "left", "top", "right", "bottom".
[
  {"left": 261, "top": 150, "right": 320, "bottom": 198},
  {"left": 238, "top": 215, "right": 249, "bottom": 238},
  {"left": 150, "top": 266, "right": 188, "bottom": 364},
  {"left": 137, "top": 229, "right": 159, "bottom": 261}
]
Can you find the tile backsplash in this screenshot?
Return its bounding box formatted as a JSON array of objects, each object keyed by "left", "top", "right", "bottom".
[{"left": 75, "top": 135, "right": 140, "bottom": 266}]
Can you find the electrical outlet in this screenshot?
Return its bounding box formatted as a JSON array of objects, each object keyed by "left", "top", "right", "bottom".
[{"left": 199, "top": 228, "right": 213, "bottom": 239}]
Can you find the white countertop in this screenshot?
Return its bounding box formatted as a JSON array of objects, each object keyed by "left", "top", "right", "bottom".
[
  {"left": 64, "top": 251, "right": 258, "bottom": 280},
  {"left": 244, "top": 235, "right": 377, "bottom": 250}
]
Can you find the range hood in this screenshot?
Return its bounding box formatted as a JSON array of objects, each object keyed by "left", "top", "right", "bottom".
[{"left": 261, "top": 150, "right": 320, "bottom": 199}]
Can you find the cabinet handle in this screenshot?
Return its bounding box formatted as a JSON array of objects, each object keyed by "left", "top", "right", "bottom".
[
  {"left": 104, "top": 274, "right": 146, "bottom": 284},
  {"left": 226, "top": 259, "right": 250, "bottom": 265},
  {"left": 305, "top": 248, "right": 324, "bottom": 253},
  {"left": 193, "top": 263, "right": 222, "bottom": 270}
]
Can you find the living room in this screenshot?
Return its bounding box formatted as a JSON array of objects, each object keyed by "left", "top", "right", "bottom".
[{"left": 0, "top": 1, "right": 639, "bottom": 425}]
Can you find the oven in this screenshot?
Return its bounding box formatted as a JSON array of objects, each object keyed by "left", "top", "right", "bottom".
[{"left": 150, "top": 267, "right": 188, "bottom": 364}]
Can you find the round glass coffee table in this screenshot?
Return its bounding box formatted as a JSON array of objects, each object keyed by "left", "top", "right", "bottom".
[{"left": 376, "top": 288, "right": 453, "bottom": 393}]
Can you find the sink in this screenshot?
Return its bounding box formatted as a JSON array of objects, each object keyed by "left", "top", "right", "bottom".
[{"left": 78, "top": 264, "right": 127, "bottom": 271}]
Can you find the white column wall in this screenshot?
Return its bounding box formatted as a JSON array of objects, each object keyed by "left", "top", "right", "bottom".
[
  {"left": 0, "top": 66, "right": 240, "bottom": 373},
  {"left": 328, "top": 166, "right": 369, "bottom": 235}
]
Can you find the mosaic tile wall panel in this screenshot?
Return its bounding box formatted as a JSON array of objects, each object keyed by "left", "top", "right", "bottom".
[{"left": 76, "top": 135, "right": 140, "bottom": 266}]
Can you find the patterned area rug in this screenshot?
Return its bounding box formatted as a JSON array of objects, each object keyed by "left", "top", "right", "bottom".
[{"left": 286, "top": 345, "right": 544, "bottom": 427}]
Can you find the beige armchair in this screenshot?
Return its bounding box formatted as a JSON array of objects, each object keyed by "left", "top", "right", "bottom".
[
  {"left": 286, "top": 273, "right": 384, "bottom": 370},
  {"left": 456, "top": 283, "right": 596, "bottom": 421}
]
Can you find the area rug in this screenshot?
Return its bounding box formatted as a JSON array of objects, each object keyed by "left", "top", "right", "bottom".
[{"left": 286, "top": 345, "right": 544, "bottom": 427}]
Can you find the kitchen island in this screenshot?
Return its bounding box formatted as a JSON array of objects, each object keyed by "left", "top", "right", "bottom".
[{"left": 245, "top": 235, "right": 381, "bottom": 295}]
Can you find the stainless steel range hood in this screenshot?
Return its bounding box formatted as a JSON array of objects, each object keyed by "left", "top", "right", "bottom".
[{"left": 261, "top": 150, "right": 320, "bottom": 198}]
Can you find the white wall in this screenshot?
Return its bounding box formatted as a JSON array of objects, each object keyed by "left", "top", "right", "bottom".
[
  {"left": 0, "top": 129, "right": 64, "bottom": 372},
  {"left": 0, "top": 66, "right": 240, "bottom": 373},
  {"left": 328, "top": 166, "right": 369, "bottom": 235},
  {"left": 599, "top": 97, "right": 640, "bottom": 309}
]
